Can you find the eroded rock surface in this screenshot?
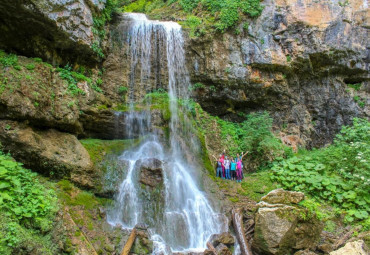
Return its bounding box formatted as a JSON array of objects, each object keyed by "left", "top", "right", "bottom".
[
  {"left": 252, "top": 189, "right": 323, "bottom": 254},
  {"left": 261, "top": 188, "right": 305, "bottom": 204},
  {"left": 0, "top": 0, "right": 105, "bottom": 65},
  {"left": 0, "top": 120, "right": 95, "bottom": 187},
  {"left": 184, "top": 0, "right": 369, "bottom": 147},
  {"left": 330, "top": 240, "right": 369, "bottom": 255}
]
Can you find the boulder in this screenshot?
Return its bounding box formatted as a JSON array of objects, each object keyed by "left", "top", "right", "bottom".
[
  {"left": 252, "top": 190, "right": 322, "bottom": 254},
  {"left": 0, "top": 120, "right": 95, "bottom": 187},
  {"left": 261, "top": 189, "right": 305, "bottom": 205},
  {"left": 138, "top": 158, "right": 163, "bottom": 188},
  {"left": 131, "top": 224, "right": 153, "bottom": 255},
  {"left": 330, "top": 240, "right": 369, "bottom": 255},
  {"left": 208, "top": 232, "right": 235, "bottom": 247},
  {"left": 215, "top": 243, "right": 232, "bottom": 255}
]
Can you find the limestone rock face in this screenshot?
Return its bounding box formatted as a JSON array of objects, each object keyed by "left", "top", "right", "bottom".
[
  {"left": 0, "top": 0, "right": 105, "bottom": 65},
  {"left": 252, "top": 190, "right": 322, "bottom": 254},
  {"left": 261, "top": 188, "right": 305, "bottom": 204},
  {"left": 330, "top": 240, "right": 369, "bottom": 255},
  {"left": 0, "top": 120, "right": 95, "bottom": 187},
  {"left": 184, "top": 0, "right": 369, "bottom": 147}
]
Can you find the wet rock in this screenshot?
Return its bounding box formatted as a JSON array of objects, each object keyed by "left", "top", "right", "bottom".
[
  {"left": 252, "top": 193, "right": 322, "bottom": 254},
  {"left": 208, "top": 232, "right": 235, "bottom": 247},
  {"left": 0, "top": 120, "right": 95, "bottom": 187},
  {"left": 131, "top": 226, "right": 153, "bottom": 255},
  {"left": 329, "top": 240, "right": 369, "bottom": 255},
  {"left": 138, "top": 158, "right": 163, "bottom": 188},
  {"left": 215, "top": 243, "right": 232, "bottom": 255},
  {"left": 261, "top": 189, "right": 305, "bottom": 205}
]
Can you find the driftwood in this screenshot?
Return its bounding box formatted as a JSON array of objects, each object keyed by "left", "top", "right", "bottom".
[
  {"left": 232, "top": 208, "right": 253, "bottom": 255},
  {"left": 207, "top": 241, "right": 218, "bottom": 255},
  {"left": 121, "top": 228, "right": 137, "bottom": 255}
]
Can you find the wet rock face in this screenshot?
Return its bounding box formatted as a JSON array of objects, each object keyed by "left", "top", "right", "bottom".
[
  {"left": 0, "top": 0, "right": 103, "bottom": 65},
  {"left": 252, "top": 189, "right": 323, "bottom": 254},
  {"left": 185, "top": 0, "right": 369, "bottom": 147},
  {"left": 138, "top": 158, "right": 164, "bottom": 188},
  {"left": 135, "top": 158, "right": 165, "bottom": 227},
  {"left": 0, "top": 120, "right": 95, "bottom": 187}
]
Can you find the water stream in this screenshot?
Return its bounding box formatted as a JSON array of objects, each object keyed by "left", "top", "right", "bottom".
[{"left": 107, "top": 13, "right": 226, "bottom": 253}]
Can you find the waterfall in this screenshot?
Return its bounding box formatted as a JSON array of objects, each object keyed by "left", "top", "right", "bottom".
[{"left": 107, "top": 13, "right": 226, "bottom": 253}]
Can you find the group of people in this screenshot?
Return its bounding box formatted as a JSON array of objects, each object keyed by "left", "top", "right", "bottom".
[{"left": 212, "top": 151, "right": 248, "bottom": 182}]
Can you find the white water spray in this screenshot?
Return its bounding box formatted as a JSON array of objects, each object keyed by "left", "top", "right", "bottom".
[{"left": 107, "top": 13, "right": 226, "bottom": 253}]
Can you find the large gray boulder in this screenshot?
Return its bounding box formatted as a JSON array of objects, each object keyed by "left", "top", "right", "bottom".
[
  {"left": 261, "top": 188, "right": 305, "bottom": 204},
  {"left": 252, "top": 190, "right": 322, "bottom": 254}
]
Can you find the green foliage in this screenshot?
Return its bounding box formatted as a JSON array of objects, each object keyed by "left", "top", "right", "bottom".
[
  {"left": 25, "top": 63, "right": 35, "bottom": 70},
  {"left": 0, "top": 50, "right": 19, "bottom": 68},
  {"left": 0, "top": 151, "right": 58, "bottom": 253},
  {"left": 286, "top": 55, "right": 292, "bottom": 62},
  {"left": 195, "top": 106, "right": 288, "bottom": 171},
  {"left": 347, "top": 83, "right": 362, "bottom": 91},
  {"left": 189, "top": 82, "right": 205, "bottom": 90},
  {"left": 240, "top": 170, "right": 278, "bottom": 201},
  {"left": 118, "top": 86, "right": 128, "bottom": 94},
  {"left": 183, "top": 15, "right": 203, "bottom": 37},
  {"left": 123, "top": 0, "right": 151, "bottom": 12},
  {"left": 271, "top": 118, "right": 370, "bottom": 226}
]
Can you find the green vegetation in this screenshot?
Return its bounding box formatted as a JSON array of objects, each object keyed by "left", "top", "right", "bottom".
[
  {"left": 80, "top": 139, "right": 138, "bottom": 164},
  {"left": 195, "top": 105, "right": 289, "bottom": 171},
  {"left": 118, "top": 86, "right": 128, "bottom": 94},
  {"left": 241, "top": 170, "right": 278, "bottom": 201},
  {"left": 189, "top": 82, "right": 205, "bottom": 91},
  {"left": 25, "top": 63, "right": 35, "bottom": 71},
  {"left": 0, "top": 150, "right": 59, "bottom": 254},
  {"left": 120, "top": 0, "right": 263, "bottom": 34},
  {"left": 0, "top": 50, "right": 21, "bottom": 70},
  {"left": 347, "top": 83, "right": 362, "bottom": 91},
  {"left": 271, "top": 118, "right": 370, "bottom": 228}
]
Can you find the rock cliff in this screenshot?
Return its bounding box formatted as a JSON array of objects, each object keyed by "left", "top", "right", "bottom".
[{"left": 184, "top": 0, "right": 369, "bottom": 147}]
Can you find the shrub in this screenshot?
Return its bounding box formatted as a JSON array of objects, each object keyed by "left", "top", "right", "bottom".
[
  {"left": 183, "top": 15, "right": 203, "bottom": 37},
  {"left": 57, "top": 64, "right": 87, "bottom": 96},
  {"left": 0, "top": 51, "right": 18, "bottom": 68},
  {"left": 0, "top": 151, "right": 58, "bottom": 253},
  {"left": 118, "top": 86, "right": 128, "bottom": 94},
  {"left": 271, "top": 118, "right": 370, "bottom": 225},
  {"left": 25, "top": 63, "right": 35, "bottom": 70}
]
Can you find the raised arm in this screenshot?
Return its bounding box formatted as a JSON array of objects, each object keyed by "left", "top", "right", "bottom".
[{"left": 241, "top": 151, "right": 249, "bottom": 159}]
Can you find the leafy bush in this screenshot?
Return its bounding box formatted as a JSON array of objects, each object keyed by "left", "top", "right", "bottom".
[
  {"left": 271, "top": 118, "right": 370, "bottom": 226},
  {"left": 183, "top": 15, "right": 203, "bottom": 37},
  {"left": 0, "top": 151, "right": 58, "bottom": 253},
  {"left": 118, "top": 86, "right": 128, "bottom": 94},
  {"left": 0, "top": 50, "right": 18, "bottom": 68},
  {"left": 25, "top": 63, "right": 35, "bottom": 70},
  {"left": 195, "top": 106, "right": 288, "bottom": 171},
  {"left": 57, "top": 64, "right": 86, "bottom": 96}
]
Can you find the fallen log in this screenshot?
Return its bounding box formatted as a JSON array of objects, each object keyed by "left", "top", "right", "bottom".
[
  {"left": 121, "top": 228, "right": 137, "bottom": 255},
  {"left": 232, "top": 208, "right": 253, "bottom": 255},
  {"left": 207, "top": 241, "right": 218, "bottom": 255}
]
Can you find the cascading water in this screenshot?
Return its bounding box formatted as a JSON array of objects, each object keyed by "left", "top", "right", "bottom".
[{"left": 107, "top": 13, "right": 226, "bottom": 253}]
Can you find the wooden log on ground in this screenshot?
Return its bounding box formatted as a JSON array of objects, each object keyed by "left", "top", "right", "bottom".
[
  {"left": 232, "top": 208, "right": 253, "bottom": 255},
  {"left": 121, "top": 228, "right": 137, "bottom": 255},
  {"left": 207, "top": 241, "right": 217, "bottom": 255}
]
